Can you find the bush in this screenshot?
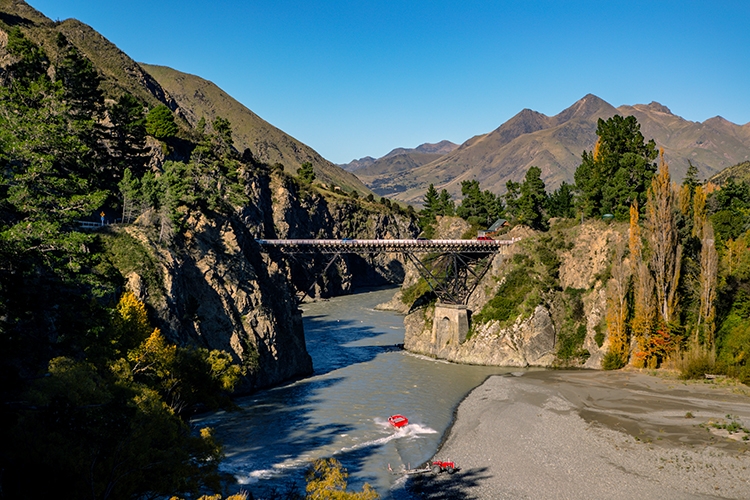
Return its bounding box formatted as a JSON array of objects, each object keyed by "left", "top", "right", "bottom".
[
  {"left": 145, "top": 104, "right": 178, "bottom": 139},
  {"left": 601, "top": 350, "right": 627, "bottom": 370},
  {"left": 557, "top": 323, "right": 589, "bottom": 361},
  {"left": 667, "top": 346, "right": 716, "bottom": 380}
]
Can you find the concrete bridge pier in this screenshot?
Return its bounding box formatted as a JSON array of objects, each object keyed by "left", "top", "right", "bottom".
[{"left": 432, "top": 303, "right": 470, "bottom": 349}]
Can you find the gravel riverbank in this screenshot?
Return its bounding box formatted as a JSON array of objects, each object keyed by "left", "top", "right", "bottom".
[{"left": 407, "top": 370, "right": 750, "bottom": 499}]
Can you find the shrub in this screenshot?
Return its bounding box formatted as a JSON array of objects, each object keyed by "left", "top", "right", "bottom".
[
  {"left": 602, "top": 350, "right": 627, "bottom": 370},
  {"left": 557, "top": 323, "right": 589, "bottom": 361},
  {"left": 473, "top": 266, "right": 539, "bottom": 325},
  {"left": 145, "top": 104, "right": 177, "bottom": 139}
]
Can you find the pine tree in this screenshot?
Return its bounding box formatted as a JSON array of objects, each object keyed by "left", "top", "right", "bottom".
[
  {"left": 146, "top": 104, "right": 178, "bottom": 139},
  {"left": 422, "top": 183, "right": 440, "bottom": 221},
  {"left": 437, "top": 188, "right": 455, "bottom": 216},
  {"left": 516, "top": 166, "right": 548, "bottom": 230},
  {"left": 107, "top": 93, "right": 147, "bottom": 174},
  {"left": 574, "top": 115, "right": 658, "bottom": 219},
  {"left": 297, "top": 161, "right": 316, "bottom": 184}
]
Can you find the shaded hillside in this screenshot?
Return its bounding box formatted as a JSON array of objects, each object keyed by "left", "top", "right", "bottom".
[
  {"left": 374, "top": 94, "right": 750, "bottom": 205},
  {"left": 141, "top": 64, "right": 371, "bottom": 195}
]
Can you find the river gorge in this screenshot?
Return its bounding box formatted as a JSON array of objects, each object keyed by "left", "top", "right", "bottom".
[{"left": 195, "top": 287, "right": 520, "bottom": 498}]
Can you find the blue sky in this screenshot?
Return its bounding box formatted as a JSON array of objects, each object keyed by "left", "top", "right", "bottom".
[{"left": 29, "top": 0, "right": 750, "bottom": 164}]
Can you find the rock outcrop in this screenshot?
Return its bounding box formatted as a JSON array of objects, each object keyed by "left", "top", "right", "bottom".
[
  {"left": 401, "top": 218, "right": 616, "bottom": 368},
  {"left": 120, "top": 208, "right": 311, "bottom": 394}
]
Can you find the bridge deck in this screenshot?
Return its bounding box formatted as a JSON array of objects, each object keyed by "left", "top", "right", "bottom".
[{"left": 256, "top": 238, "right": 519, "bottom": 254}]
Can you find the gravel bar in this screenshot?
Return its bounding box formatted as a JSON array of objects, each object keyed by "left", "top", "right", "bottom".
[{"left": 407, "top": 370, "right": 750, "bottom": 500}]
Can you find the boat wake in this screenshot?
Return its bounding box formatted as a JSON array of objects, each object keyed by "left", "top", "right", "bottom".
[
  {"left": 221, "top": 420, "right": 438, "bottom": 486},
  {"left": 338, "top": 419, "right": 437, "bottom": 453}
]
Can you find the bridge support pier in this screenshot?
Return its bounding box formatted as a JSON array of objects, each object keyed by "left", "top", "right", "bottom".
[{"left": 432, "top": 303, "right": 469, "bottom": 348}]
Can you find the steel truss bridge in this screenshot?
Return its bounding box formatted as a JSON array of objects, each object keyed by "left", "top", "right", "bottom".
[{"left": 257, "top": 238, "right": 519, "bottom": 305}]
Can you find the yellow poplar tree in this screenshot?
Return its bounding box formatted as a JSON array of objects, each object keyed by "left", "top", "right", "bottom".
[
  {"left": 692, "top": 185, "right": 707, "bottom": 240},
  {"left": 113, "top": 291, "right": 153, "bottom": 352},
  {"left": 629, "top": 201, "right": 655, "bottom": 366},
  {"left": 605, "top": 234, "right": 630, "bottom": 367},
  {"left": 306, "top": 458, "right": 379, "bottom": 500},
  {"left": 697, "top": 222, "right": 718, "bottom": 347},
  {"left": 645, "top": 152, "right": 681, "bottom": 326}
]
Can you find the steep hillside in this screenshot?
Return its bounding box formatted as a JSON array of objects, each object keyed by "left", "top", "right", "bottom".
[
  {"left": 373, "top": 94, "right": 750, "bottom": 205},
  {"left": 0, "top": 1, "right": 176, "bottom": 110},
  {"left": 709, "top": 160, "right": 750, "bottom": 185},
  {"left": 140, "top": 64, "right": 372, "bottom": 195},
  {"left": 0, "top": 0, "right": 369, "bottom": 195}
]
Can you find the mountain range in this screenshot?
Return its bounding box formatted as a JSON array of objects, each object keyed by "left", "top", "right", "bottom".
[
  {"left": 2, "top": 0, "right": 750, "bottom": 208},
  {"left": 348, "top": 94, "right": 750, "bottom": 205}
]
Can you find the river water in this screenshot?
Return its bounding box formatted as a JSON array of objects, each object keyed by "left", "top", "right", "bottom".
[{"left": 197, "top": 287, "right": 519, "bottom": 498}]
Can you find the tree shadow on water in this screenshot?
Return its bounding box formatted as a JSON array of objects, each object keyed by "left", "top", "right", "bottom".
[{"left": 405, "top": 466, "right": 492, "bottom": 500}]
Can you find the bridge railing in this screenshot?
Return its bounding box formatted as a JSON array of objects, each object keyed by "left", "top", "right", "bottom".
[{"left": 256, "top": 238, "right": 520, "bottom": 254}]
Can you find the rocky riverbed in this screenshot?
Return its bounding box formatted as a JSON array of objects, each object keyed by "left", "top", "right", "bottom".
[{"left": 409, "top": 370, "right": 750, "bottom": 499}]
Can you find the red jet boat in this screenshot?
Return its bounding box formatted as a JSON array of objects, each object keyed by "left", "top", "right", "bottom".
[{"left": 388, "top": 414, "right": 409, "bottom": 428}]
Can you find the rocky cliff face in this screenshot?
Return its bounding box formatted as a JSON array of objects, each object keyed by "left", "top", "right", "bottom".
[
  {"left": 401, "top": 218, "right": 617, "bottom": 368},
  {"left": 119, "top": 170, "right": 418, "bottom": 393},
  {"left": 120, "top": 208, "right": 311, "bottom": 394},
  {"left": 267, "top": 174, "right": 419, "bottom": 296}
]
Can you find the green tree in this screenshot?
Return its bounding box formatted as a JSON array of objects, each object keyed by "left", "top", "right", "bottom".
[
  {"left": 298, "top": 161, "right": 316, "bottom": 184},
  {"left": 146, "top": 104, "right": 178, "bottom": 139},
  {"left": 438, "top": 188, "right": 455, "bottom": 216},
  {"left": 548, "top": 181, "right": 576, "bottom": 218},
  {"left": 456, "top": 180, "right": 503, "bottom": 227},
  {"left": 3, "top": 27, "right": 49, "bottom": 87},
  {"left": 504, "top": 179, "right": 521, "bottom": 221},
  {"left": 107, "top": 93, "right": 147, "bottom": 173},
  {"left": 54, "top": 33, "right": 103, "bottom": 122},
  {"left": 421, "top": 183, "right": 440, "bottom": 222},
  {"left": 515, "top": 166, "right": 548, "bottom": 230},
  {"left": 574, "top": 115, "right": 658, "bottom": 220}
]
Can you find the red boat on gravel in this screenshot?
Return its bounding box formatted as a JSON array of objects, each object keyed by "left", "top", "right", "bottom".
[{"left": 388, "top": 414, "right": 409, "bottom": 428}]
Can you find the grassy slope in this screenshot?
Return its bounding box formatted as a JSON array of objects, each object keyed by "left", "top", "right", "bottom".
[
  {"left": 140, "top": 64, "right": 372, "bottom": 195},
  {"left": 0, "top": 1, "right": 370, "bottom": 196}
]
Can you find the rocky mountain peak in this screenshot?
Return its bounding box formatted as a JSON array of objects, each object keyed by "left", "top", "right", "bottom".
[
  {"left": 645, "top": 101, "right": 672, "bottom": 114},
  {"left": 552, "top": 94, "right": 617, "bottom": 124}
]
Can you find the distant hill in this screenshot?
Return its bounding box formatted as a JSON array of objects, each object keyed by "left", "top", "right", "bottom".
[
  {"left": 339, "top": 141, "right": 458, "bottom": 195},
  {"left": 141, "top": 64, "right": 370, "bottom": 194},
  {"left": 340, "top": 140, "right": 458, "bottom": 174},
  {"left": 367, "top": 94, "right": 750, "bottom": 205}
]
